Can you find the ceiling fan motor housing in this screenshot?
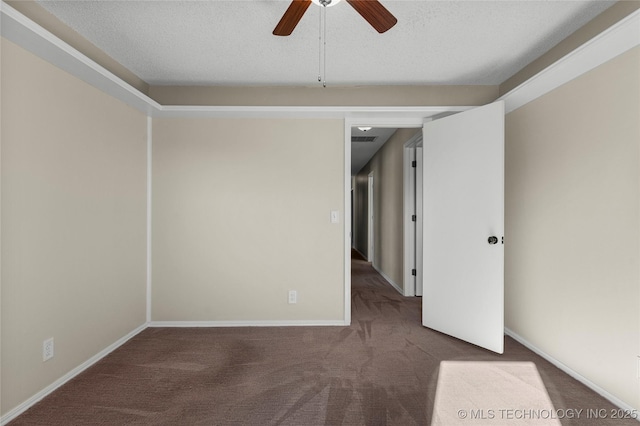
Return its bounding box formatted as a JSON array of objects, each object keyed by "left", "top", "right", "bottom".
[
  {"left": 274, "top": 0, "right": 397, "bottom": 36},
  {"left": 315, "top": 0, "right": 341, "bottom": 7}
]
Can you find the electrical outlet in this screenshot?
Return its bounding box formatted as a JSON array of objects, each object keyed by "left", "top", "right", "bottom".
[
  {"left": 288, "top": 290, "right": 297, "bottom": 304},
  {"left": 637, "top": 356, "right": 640, "bottom": 379},
  {"left": 43, "top": 338, "right": 54, "bottom": 362}
]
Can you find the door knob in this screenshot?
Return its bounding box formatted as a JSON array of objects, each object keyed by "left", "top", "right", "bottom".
[{"left": 488, "top": 236, "right": 498, "bottom": 245}]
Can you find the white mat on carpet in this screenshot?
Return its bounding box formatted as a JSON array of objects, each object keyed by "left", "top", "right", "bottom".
[{"left": 431, "top": 361, "right": 562, "bottom": 425}]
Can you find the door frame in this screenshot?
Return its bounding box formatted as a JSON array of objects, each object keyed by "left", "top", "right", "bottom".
[
  {"left": 402, "top": 132, "right": 423, "bottom": 297},
  {"left": 415, "top": 145, "right": 424, "bottom": 297},
  {"left": 367, "top": 172, "right": 375, "bottom": 263},
  {"left": 343, "top": 114, "right": 471, "bottom": 324}
]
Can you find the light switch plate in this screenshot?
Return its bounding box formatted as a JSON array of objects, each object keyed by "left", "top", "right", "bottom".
[{"left": 330, "top": 210, "right": 339, "bottom": 224}]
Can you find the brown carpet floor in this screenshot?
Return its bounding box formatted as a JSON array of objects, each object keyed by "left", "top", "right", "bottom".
[{"left": 9, "top": 250, "right": 635, "bottom": 425}]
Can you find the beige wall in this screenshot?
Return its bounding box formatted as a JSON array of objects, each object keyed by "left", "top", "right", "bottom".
[
  {"left": 152, "top": 118, "right": 344, "bottom": 321},
  {"left": 1, "top": 38, "right": 148, "bottom": 414},
  {"left": 505, "top": 46, "right": 640, "bottom": 409},
  {"left": 354, "top": 128, "right": 420, "bottom": 292},
  {"left": 149, "top": 85, "right": 498, "bottom": 107}
]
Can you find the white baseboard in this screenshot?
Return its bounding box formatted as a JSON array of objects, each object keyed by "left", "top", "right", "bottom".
[
  {"left": 372, "top": 264, "right": 404, "bottom": 296},
  {"left": 149, "top": 320, "right": 348, "bottom": 327},
  {"left": 504, "top": 327, "right": 638, "bottom": 417},
  {"left": 1, "top": 323, "right": 148, "bottom": 426}
]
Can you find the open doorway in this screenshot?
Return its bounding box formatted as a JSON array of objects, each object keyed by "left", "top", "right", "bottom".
[
  {"left": 342, "top": 111, "right": 469, "bottom": 325},
  {"left": 345, "top": 103, "right": 505, "bottom": 355},
  {"left": 350, "top": 125, "right": 423, "bottom": 298}
]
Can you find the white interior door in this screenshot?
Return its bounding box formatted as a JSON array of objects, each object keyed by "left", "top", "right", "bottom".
[{"left": 422, "top": 101, "right": 504, "bottom": 354}]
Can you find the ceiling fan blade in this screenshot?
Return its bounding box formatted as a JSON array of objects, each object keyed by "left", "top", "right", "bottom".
[
  {"left": 273, "top": 0, "right": 313, "bottom": 36},
  {"left": 346, "top": 0, "right": 397, "bottom": 33}
]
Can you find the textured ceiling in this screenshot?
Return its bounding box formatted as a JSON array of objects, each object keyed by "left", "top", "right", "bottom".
[{"left": 36, "top": 0, "right": 615, "bottom": 87}]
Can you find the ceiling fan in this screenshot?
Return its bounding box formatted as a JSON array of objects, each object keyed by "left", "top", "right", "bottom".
[{"left": 273, "top": 0, "right": 397, "bottom": 36}]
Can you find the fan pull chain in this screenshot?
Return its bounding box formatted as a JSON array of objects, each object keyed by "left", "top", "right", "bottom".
[
  {"left": 323, "top": 5, "right": 327, "bottom": 88},
  {"left": 318, "top": 6, "right": 322, "bottom": 83},
  {"left": 317, "top": 5, "right": 327, "bottom": 88}
]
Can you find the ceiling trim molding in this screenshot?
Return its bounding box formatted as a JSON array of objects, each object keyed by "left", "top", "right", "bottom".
[
  {"left": 0, "top": 2, "right": 160, "bottom": 114},
  {"left": 2, "top": 2, "right": 638, "bottom": 118},
  {"left": 498, "top": 8, "right": 640, "bottom": 114},
  {"left": 0, "top": 1, "right": 160, "bottom": 114},
  {"left": 153, "top": 105, "right": 472, "bottom": 120}
]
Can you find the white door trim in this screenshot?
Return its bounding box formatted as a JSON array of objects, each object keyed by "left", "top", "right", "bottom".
[
  {"left": 367, "top": 172, "right": 375, "bottom": 264},
  {"left": 415, "top": 145, "right": 424, "bottom": 297},
  {"left": 146, "top": 116, "right": 153, "bottom": 323},
  {"left": 343, "top": 121, "right": 351, "bottom": 324},
  {"left": 402, "top": 133, "right": 422, "bottom": 297}
]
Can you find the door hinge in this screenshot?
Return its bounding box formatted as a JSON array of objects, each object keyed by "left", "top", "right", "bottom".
[
  {"left": 411, "top": 215, "right": 416, "bottom": 222},
  {"left": 411, "top": 269, "right": 417, "bottom": 276},
  {"left": 411, "top": 160, "right": 417, "bottom": 167}
]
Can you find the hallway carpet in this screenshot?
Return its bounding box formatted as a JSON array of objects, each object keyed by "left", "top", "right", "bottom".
[{"left": 9, "top": 251, "right": 635, "bottom": 425}]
